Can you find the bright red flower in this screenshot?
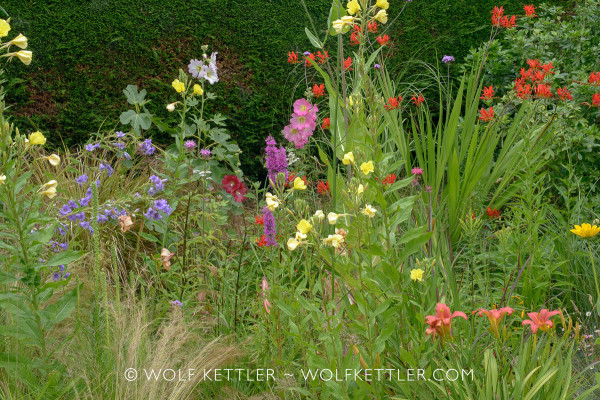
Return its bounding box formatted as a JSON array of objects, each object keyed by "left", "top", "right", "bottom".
[
  {"left": 424, "top": 303, "right": 468, "bottom": 341},
  {"left": 350, "top": 25, "right": 361, "bottom": 45},
  {"left": 304, "top": 52, "right": 316, "bottom": 67},
  {"left": 317, "top": 180, "right": 329, "bottom": 195},
  {"left": 527, "top": 58, "right": 541, "bottom": 70},
  {"left": 524, "top": 5, "right": 536, "bottom": 17},
  {"left": 382, "top": 173, "right": 397, "bottom": 186},
  {"left": 556, "top": 87, "right": 573, "bottom": 101},
  {"left": 593, "top": 93, "right": 600, "bottom": 107},
  {"left": 317, "top": 50, "right": 329, "bottom": 64},
  {"left": 520, "top": 68, "right": 532, "bottom": 80},
  {"left": 589, "top": 72, "right": 600, "bottom": 85},
  {"left": 256, "top": 235, "right": 267, "bottom": 247},
  {"left": 384, "top": 95, "right": 402, "bottom": 110},
  {"left": 287, "top": 51, "right": 299, "bottom": 64},
  {"left": 491, "top": 6, "right": 504, "bottom": 25},
  {"left": 480, "top": 86, "right": 495, "bottom": 100},
  {"left": 313, "top": 83, "right": 325, "bottom": 98},
  {"left": 522, "top": 309, "right": 561, "bottom": 334},
  {"left": 255, "top": 215, "right": 264, "bottom": 225},
  {"left": 321, "top": 117, "right": 331, "bottom": 130},
  {"left": 411, "top": 94, "right": 424, "bottom": 107},
  {"left": 535, "top": 84, "right": 553, "bottom": 98},
  {"left": 367, "top": 21, "right": 378, "bottom": 33},
  {"left": 344, "top": 57, "right": 353, "bottom": 71},
  {"left": 500, "top": 15, "right": 516, "bottom": 28},
  {"left": 486, "top": 207, "right": 500, "bottom": 219},
  {"left": 222, "top": 175, "right": 241, "bottom": 194},
  {"left": 541, "top": 62, "right": 554, "bottom": 75},
  {"left": 376, "top": 34, "right": 390, "bottom": 46},
  {"left": 531, "top": 70, "right": 545, "bottom": 83},
  {"left": 479, "top": 107, "right": 495, "bottom": 122},
  {"left": 516, "top": 82, "right": 531, "bottom": 99},
  {"left": 232, "top": 182, "right": 248, "bottom": 203}
]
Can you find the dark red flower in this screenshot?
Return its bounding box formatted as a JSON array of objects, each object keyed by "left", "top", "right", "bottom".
[
  {"left": 222, "top": 175, "right": 241, "bottom": 194},
  {"left": 232, "top": 182, "right": 248, "bottom": 203},
  {"left": 557, "top": 87, "right": 573, "bottom": 101},
  {"left": 487, "top": 207, "right": 500, "bottom": 219}
]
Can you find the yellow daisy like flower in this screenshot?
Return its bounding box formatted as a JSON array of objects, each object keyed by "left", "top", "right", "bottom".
[
  {"left": 347, "top": 0, "right": 361, "bottom": 15},
  {"left": 410, "top": 268, "right": 424, "bottom": 282},
  {"left": 172, "top": 79, "right": 185, "bottom": 93},
  {"left": 193, "top": 84, "right": 203, "bottom": 96},
  {"left": 297, "top": 219, "right": 313, "bottom": 235},
  {"left": 322, "top": 234, "right": 345, "bottom": 249},
  {"left": 0, "top": 19, "right": 10, "bottom": 37},
  {"left": 376, "top": 0, "right": 389, "bottom": 9},
  {"left": 374, "top": 9, "right": 388, "bottom": 24},
  {"left": 571, "top": 223, "right": 600, "bottom": 238},
  {"left": 293, "top": 176, "right": 307, "bottom": 190},
  {"left": 342, "top": 151, "right": 355, "bottom": 165},
  {"left": 10, "top": 33, "right": 27, "bottom": 49},
  {"left": 28, "top": 131, "right": 46, "bottom": 145},
  {"left": 360, "top": 161, "right": 374, "bottom": 175},
  {"left": 361, "top": 204, "right": 377, "bottom": 218},
  {"left": 265, "top": 192, "right": 280, "bottom": 211},
  {"left": 44, "top": 154, "right": 60, "bottom": 167}
]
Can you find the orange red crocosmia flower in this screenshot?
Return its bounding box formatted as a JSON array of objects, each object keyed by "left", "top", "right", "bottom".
[
  {"left": 304, "top": 53, "right": 316, "bottom": 67},
  {"left": 316, "top": 50, "right": 329, "bottom": 64},
  {"left": 382, "top": 173, "right": 397, "bottom": 186},
  {"left": 411, "top": 94, "right": 424, "bottom": 107},
  {"left": 313, "top": 83, "right": 325, "bottom": 98},
  {"left": 541, "top": 62, "right": 554, "bottom": 74},
  {"left": 535, "top": 84, "right": 553, "bottom": 98},
  {"left": 473, "top": 307, "right": 514, "bottom": 337},
  {"left": 524, "top": 4, "right": 536, "bottom": 17},
  {"left": 287, "top": 51, "right": 299, "bottom": 64},
  {"left": 491, "top": 6, "right": 504, "bottom": 25},
  {"left": 255, "top": 215, "right": 264, "bottom": 225},
  {"left": 344, "top": 57, "right": 353, "bottom": 71},
  {"left": 527, "top": 58, "right": 541, "bottom": 70},
  {"left": 500, "top": 15, "right": 516, "bottom": 29},
  {"left": 367, "top": 21, "right": 378, "bottom": 33},
  {"left": 522, "top": 309, "right": 561, "bottom": 334},
  {"left": 256, "top": 235, "right": 268, "bottom": 247},
  {"left": 317, "top": 180, "right": 330, "bottom": 195},
  {"left": 424, "top": 303, "right": 468, "bottom": 341},
  {"left": 321, "top": 117, "right": 331, "bottom": 129},
  {"left": 593, "top": 93, "right": 600, "bottom": 107},
  {"left": 376, "top": 34, "right": 390, "bottom": 46},
  {"left": 557, "top": 87, "right": 573, "bottom": 101},
  {"left": 384, "top": 96, "right": 402, "bottom": 110},
  {"left": 589, "top": 72, "right": 600, "bottom": 85},
  {"left": 486, "top": 207, "right": 500, "bottom": 219},
  {"left": 479, "top": 107, "right": 495, "bottom": 122},
  {"left": 350, "top": 25, "right": 361, "bottom": 45},
  {"left": 531, "top": 70, "right": 546, "bottom": 83},
  {"left": 480, "top": 86, "right": 495, "bottom": 100}
]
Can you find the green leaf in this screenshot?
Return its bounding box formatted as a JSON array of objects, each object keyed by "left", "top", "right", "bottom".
[
  {"left": 120, "top": 109, "right": 153, "bottom": 134},
  {"left": 123, "top": 84, "right": 148, "bottom": 105},
  {"left": 305, "top": 27, "right": 322, "bottom": 49},
  {"left": 41, "top": 285, "right": 80, "bottom": 329},
  {"left": 45, "top": 250, "right": 85, "bottom": 267},
  {"left": 139, "top": 232, "right": 159, "bottom": 243}
]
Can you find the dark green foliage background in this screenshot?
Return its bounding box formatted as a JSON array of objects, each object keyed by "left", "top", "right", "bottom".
[{"left": 2, "top": 0, "right": 569, "bottom": 179}]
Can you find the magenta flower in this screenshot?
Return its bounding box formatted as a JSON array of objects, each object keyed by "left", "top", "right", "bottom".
[
  {"left": 411, "top": 167, "right": 424, "bottom": 176},
  {"left": 184, "top": 140, "right": 196, "bottom": 149},
  {"left": 293, "top": 98, "right": 317, "bottom": 116}
]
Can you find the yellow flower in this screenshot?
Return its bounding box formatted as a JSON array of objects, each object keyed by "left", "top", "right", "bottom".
[
  {"left": 376, "top": 0, "right": 389, "bottom": 9},
  {"left": 166, "top": 103, "right": 176, "bottom": 112},
  {"left": 342, "top": 151, "right": 355, "bottom": 165},
  {"left": 172, "top": 79, "right": 185, "bottom": 93},
  {"left": 410, "top": 268, "right": 424, "bottom": 282},
  {"left": 44, "top": 154, "right": 60, "bottom": 167},
  {"left": 314, "top": 210, "right": 325, "bottom": 222},
  {"left": 361, "top": 204, "right": 377, "bottom": 218},
  {"left": 297, "top": 219, "right": 313, "bottom": 235},
  {"left": 360, "top": 161, "right": 374, "bottom": 175},
  {"left": 15, "top": 50, "right": 32, "bottom": 65},
  {"left": 356, "top": 184, "right": 365, "bottom": 195},
  {"left": 327, "top": 212, "right": 348, "bottom": 225},
  {"left": 293, "top": 176, "right": 307, "bottom": 190},
  {"left": 332, "top": 16, "right": 355, "bottom": 34},
  {"left": 374, "top": 9, "right": 388, "bottom": 24},
  {"left": 29, "top": 131, "right": 46, "bottom": 145},
  {"left": 0, "top": 174, "right": 6, "bottom": 185},
  {"left": 295, "top": 231, "right": 307, "bottom": 240},
  {"left": 571, "top": 223, "right": 600, "bottom": 238},
  {"left": 265, "top": 192, "right": 280, "bottom": 211},
  {"left": 0, "top": 19, "right": 10, "bottom": 37},
  {"left": 287, "top": 238, "right": 300, "bottom": 251},
  {"left": 347, "top": 0, "right": 361, "bottom": 15},
  {"left": 41, "top": 187, "right": 57, "bottom": 199},
  {"left": 10, "top": 33, "right": 27, "bottom": 49},
  {"left": 193, "top": 84, "right": 204, "bottom": 96},
  {"left": 323, "top": 234, "right": 345, "bottom": 249},
  {"left": 44, "top": 180, "right": 58, "bottom": 189}
]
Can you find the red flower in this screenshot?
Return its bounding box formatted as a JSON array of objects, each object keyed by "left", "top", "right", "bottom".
[
  {"left": 486, "top": 207, "right": 500, "bottom": 219},
  {"left": 317, "top": 180, "right": 329, "bottom": 195},
  {"left": 534, "top": 84, "right": 553, "bottom": 99},
  {"left": 480, "top": 86, "right": 495, "bottom": 100},
  {"left": 531, "top": 70, "right": 545, "bottom": 83},
  {"left": 515, "top": 81, "right": 531, "bottom": 99},
  {"left": 313, "top": 83, "right": 325, "bottom": 98},
  {"left": 350, "top": 25, "right": 361, "bottom": 46},
  {"left": 287, "top": 51, "right": 299, "bottom": 64},
  {"left": 256, "top": 235, "right": 267, "bottom": 247},
  {"left": 411, "top": 94, "right": 424, "bottom": 107},
  {"left": 304, "top": 52, "right": 316, "bottom": 67},
  {"left": 593, "top": 93, "right": 600, "bottom": 107},
  {"left": 524, "top": 4, "right": 536, "bottom": 17},
  {"left": 541, "top": 62, "right": 554, "bottom": 75},
  {"left": 222, "top": 175, "right": 241, "bottom": 194},
  {"left": 479, "top": 107, "right": 494, "bottom": 122},
  {"left": 344, "top": 57, "right": 353, "bottom": 71},
  {"left": 519, "top": 68, "right": 531, "bottom": 80},
  {"left": 491, "top": 6, "right": 504, "bottom": 25},
  {"left": 317, "top": 50, "right": 329, "bottom": 64},
  {"left": 367, "top": 21, "right": 378, "bottom": 33},
  {"left": 522, "top": 309, "right": 561, "bottom": 334},
  {"left": 384, "top": 95, "right": 402, "bottom": 110},
  {"left": 255, "top": 215, "right": 264, "bottom": 225},
  {"left": 424, "top": 303, "right": 468, "bottom": 342},
  {"left": 382, "top": 173, "right": 397, "bottom": 186},
  {"left": 589, "top": 72, "right": 600, "bottom": 85},
  {"left": 322, "top": 117, "right": 331, "bottom": 130},
  {"left": 527, "top": 58, "right": 541, "bottom": 70},
  {"left": 232, "top": 182, "right": 248, "bottom": 203},
  {"left": 287, "top": 174, "right": 307, "bottom": 188},
  {"left": 556, "top": 87, "right": 573, "bottom": 101},
  {"left": 376, "top": 34, "right": 390, "bottom": 46}
]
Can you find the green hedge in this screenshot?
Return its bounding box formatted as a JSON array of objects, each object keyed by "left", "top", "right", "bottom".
[{"left": 2, "top": 0, "right": 569, "bottom": 179}]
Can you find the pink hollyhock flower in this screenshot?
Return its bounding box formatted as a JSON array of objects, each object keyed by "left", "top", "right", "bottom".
[
  {"left": 222, "top": 175, "right": 241, "bottom": 194},
  {"left": 232, "top": 183, "right": 248, "bottom": 203},
  {"left": 473, "top": 307, "right": 514, "bottom": 338},
  {"left": 522, "top": 309, "right": 561, "bottom": 334},
  {"left": 293, "top": 98, "right": 317, "bottom": 116},
  {"left": 424, "top": 303, "right": 467, "bottom": 341},
  {"left": 283, "top": 125, "right": 311, "bottom": 149},
  {"left": 290, "top": 113, "right": 317, "bottom": 131},
  {"left": 261, "top": 276, "right": 271, "bottom": 314}
]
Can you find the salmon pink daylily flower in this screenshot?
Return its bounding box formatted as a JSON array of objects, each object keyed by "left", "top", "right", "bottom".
[
  {"left": 473, "top": 307, "right": 514, "bottom": 338},
  {"left": 424, "top": 303, "right": 467, "bottom": 341},
  {"left": 261, "top": 276, "right": 271, "bottom": 314},
  {"left": 522, "top": 309, "right": 561, "bottom": 334},
  {"left": 161, "top": 248, "right": 175, "bottom": 271}
]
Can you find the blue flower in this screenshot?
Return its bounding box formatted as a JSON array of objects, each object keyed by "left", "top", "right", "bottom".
[{"left": 442, "top": 55, "right": 455, "bottom": 64}]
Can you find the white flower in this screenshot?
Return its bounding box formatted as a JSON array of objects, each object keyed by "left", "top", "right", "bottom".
[
  {"left": 314, "top": 210, "right": 325, "bottom": 222},
  {"left": 327, "top": 212, "right": 347, "bottom": 225},
  {"left": 287, "top": 238, "right": 300, "bottom": 251},
  {"left": 166, "top": 103, "right": 176, "bottom": 112},
  {"left": 361, "top": 204, "right": 377, "bottom": 218},
  {"left": 587, "top": 311, "right": 592, "bottom": 317},
  {"left": 265, "top": 192, "right": 280, "bottom": 211},
  {"left": 0, "top": 174, "right": 6, "bottom": 185}
]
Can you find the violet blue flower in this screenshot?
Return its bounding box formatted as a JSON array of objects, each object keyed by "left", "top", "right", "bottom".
[
  {"left": 262, "top": 205, "right": 277, "bottom": 246},
  {"left": 442, "top": 55, "right": 455, "bottom": 63},
  {"left": 76, "top": 174, "right": 88, "bottom": 185}
]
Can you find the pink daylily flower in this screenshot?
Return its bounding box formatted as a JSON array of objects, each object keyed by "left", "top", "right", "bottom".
[
  {"left": 261, "top": 276, "right": 271, "bottom": 314},
  {"left": 424, "top": 303, "right": 467, "bottom": 341},
  {"left": 473, "top": 307, "right": 514, "bottom": 338},
  {"left": 522, "top": 309, "right": 561, "bottom": 334}
]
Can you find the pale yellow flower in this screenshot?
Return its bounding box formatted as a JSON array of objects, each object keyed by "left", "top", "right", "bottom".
[
  {"left": 287, "top": 237, "right": 300, "bottom": 251},
  {"left": 361, "top": 204, "right": 377, "bottom": 218},
  {"left": 323, "top": 234, "right": 345, "bottom": 249},
  {"left": 28, "top": 131, "right": 46, "bottom": 145},
  {"left": 44, "top": 154, "right": 60, "bottom": 167},
  {"left": 327, "top": 212, "right": 347, "bottom": 225},
  {"left": 356, "top": 184, "right": 365, "bottom": 195},
  {"left": 0, "top": 174, "right": 6, "bottom": 185},
  {"left": 265, "top": 192, "right": 280, "bottom": 211},
  {"left": 166, "top": 103, "right": 176, "bottom": 112},
  {"left": 172, "top": 79, "right": 185, "bottom": 93},
  {"left": 360, "top": 161, "right": 374, "bottom": 175},
  {"left": 347, "top": 0, "right": 361, "bottom": 15},
  {"left": 314, "top": 210, "right": 325, "bottom": 222},
  {"left": 374, "top": 9, "right": 388, "bottom": 24},
  {"left": 44, "top": 180, "right": 58, "bottom": 189},
  {"left": 571, "top": 223, "right": 600, "bottom": 238},
  {"left": 295, "top": 231, "right": 307, "bottom": 240},
  {"left": 10, "top": 33, "right": 27, "bottom": 49},
  {"left": 41, "top": 187, "right": 57, "bottom": 199},
  {"left": 410, "top": 268, "right": 424, "bottom": 282},
  {"left": 15, "top": 50, "right": 32, "bottom": 65},
  {"left": 193, "top": 84, "right": 203, "bottom": 95},
  {"left": 332, "top": 16, "right": 355, "bottom": 34},
  {"left": 0, "top": 19, "right": 10, "bottom": 37},
  {"left": 342, "top": 151, "right": 355, "bottom": 165},
  {"left": 293, "top": 176, "right": 307, "bottom": 190},
  {"left": 297, "top": 219, "right": 313, "bottom": 235},
  {"left": 376, "top": 0, "right": 389, "bottom": 9}
]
